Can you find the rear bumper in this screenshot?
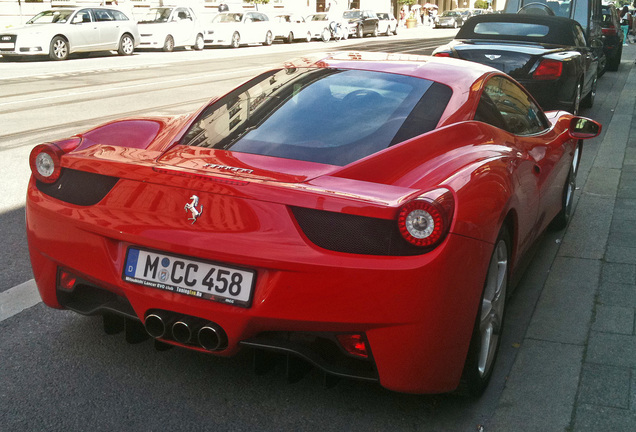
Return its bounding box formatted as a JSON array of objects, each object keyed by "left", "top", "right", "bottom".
[{"left": 26, "top": 177, "right": 492, "bottom": 393}]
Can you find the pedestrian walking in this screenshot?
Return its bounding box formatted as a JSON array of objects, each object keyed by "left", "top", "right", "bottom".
[{"left": 619, "top": 6, "right": 632, "bottom": 45}]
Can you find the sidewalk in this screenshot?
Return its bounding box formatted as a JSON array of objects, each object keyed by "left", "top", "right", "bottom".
[{"left": 488, "top": 45, "right": 636, "bottom": 431}]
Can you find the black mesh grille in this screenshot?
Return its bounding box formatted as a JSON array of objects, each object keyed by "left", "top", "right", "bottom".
[
  {"left": 37, "top": 169, "right": 119, "bottom": 206},
  {"left": 291, "top": 206, "right": 430, "bottom": 256}
]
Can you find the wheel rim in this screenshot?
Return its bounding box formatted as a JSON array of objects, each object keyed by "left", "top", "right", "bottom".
[
  {"left": 478, "top": 239, "right": 508, "bottom": 377},
  {"left": 266, "top": 31, "right": 272, "bottom": 45},
  {"left": 165, "top": 36, "right": 174, "bottom": 51},
  {"left": 196, "top": 35, "right": 204, "bottom": 49},
  {"left": 306, "top": 32, "right": 311, "bottom": 42},
  {"left": 122, "top": 36, "right": 133, "bottom": 54},
  {"left": 231, "top": 33, "right": 239, "bottom": 48},
  {"left": 53, "top": 39, "right": 67, "bottom": 59},
  {"left": 564, "top": 146, "right": 579, "bottom": 215}
]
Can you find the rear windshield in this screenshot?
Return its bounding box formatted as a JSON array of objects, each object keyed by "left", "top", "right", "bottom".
[
  {"left": 473, "top": 22, "right": 550, "bottom": 37},
  {"left": 181, "top": 67, "right": 451, "bottom": 166}
]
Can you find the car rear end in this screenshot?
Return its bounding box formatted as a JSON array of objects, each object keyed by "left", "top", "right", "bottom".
[{"left": 26, "top": 58, "right": 495, "bottom": 394}]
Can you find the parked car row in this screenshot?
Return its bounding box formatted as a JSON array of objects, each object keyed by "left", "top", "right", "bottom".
[{"left": 0, "top": 7, "right": 398, "bottom": 60}]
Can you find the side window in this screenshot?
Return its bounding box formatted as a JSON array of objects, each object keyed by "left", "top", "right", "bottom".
[
  {"left": 93, "top": 9, "right": 114, "bottom": 22},
  {"left": 475, "top": 94, "right": 507, "bottom": 130},
  {"left": 72, "top": 9, "right": 92, "bottom": 24},
  {"left": 111, "top": 10, "right": 129, "bottom": 21},
  {"left": 482, "top": 76, "right": 548, "bottom": 135}
]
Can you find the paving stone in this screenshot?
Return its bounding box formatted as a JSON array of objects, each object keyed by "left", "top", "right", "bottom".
[
  {"left": 578, "top": 363, "right": 631, "bottom": 408},
  {"left": 611, "top": 218, "right": 636, "bottom": 234},
  {"left": 559, "top": 196, "right": 614, "bottom": 260},
  {"left": 574, "top": 404, "right": 636, "bottom": 431},
  {"left": 632, "top": 369, "right": 636, "bottom": 411},
  {"left": 601, "top": 262, "right": 636, "bottom": 285},
  {"left": 584, "top": 167, "right": 621, "bottom": 197},
  {"left": 586, "top": 331, "right": 636, "bottom": 368},
  {"left": 527, "top": 258, "right": 599, "bottom": 344},
  {"left": 606, "top": 245, "right": 636, "bottom": 264},
  {"left": 488, "top": 340, "right": 583, "bottom": 432},
  {"left": 592, "top": 305, "right": 635, "bottom": 335},
  {"left": 613, "top": 199, "right": 636, "bottom": 221},
  {"left": 597, "top": 283, "right": 636, "bottom": 307}
]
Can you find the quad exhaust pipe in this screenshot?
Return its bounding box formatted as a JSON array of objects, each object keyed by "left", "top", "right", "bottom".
[{"left": 144, "top": 311, "right": 227, "bottom": 351}]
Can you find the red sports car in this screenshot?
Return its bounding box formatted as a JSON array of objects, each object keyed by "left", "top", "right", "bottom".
[{"left": 26, "top": 52, "right": 601, "bottom": 395}]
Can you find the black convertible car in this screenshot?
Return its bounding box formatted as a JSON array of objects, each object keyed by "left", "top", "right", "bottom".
[{"left": 433, "top": 14, "right": 600, "bottom": 114}]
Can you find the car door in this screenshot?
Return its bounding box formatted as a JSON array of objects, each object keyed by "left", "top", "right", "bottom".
[
  {"left": 91, "top": 9, "right": 119, "bottom": 49},
  {"left": 489, "top": 77, "right": 572, "bottom": 235},
  {"left": 572, "top": 22, "right": 599, "bottom": 95},
  {"left": 67, "top": 9, "right": 101, "bottom": 51},
  {"left": 478, "top": 76, "right": 546, "bottom": 252}
]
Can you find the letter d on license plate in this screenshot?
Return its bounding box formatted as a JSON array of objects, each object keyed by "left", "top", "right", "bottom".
[{"left": 123, "top": 247, "right": 255, "bottom": 308}]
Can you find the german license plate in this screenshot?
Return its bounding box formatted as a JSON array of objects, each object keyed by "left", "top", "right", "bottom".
[
  {"left": 123, "top": 248, "right": 255, "bottom": 308},
  {"left": 0, "top": 43, "right": 15, "bottom": 49}
]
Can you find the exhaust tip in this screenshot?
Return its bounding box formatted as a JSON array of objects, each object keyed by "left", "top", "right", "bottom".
[
  {"left": 172, "top": 320, "right": 195, "bottom": 344},
  {"left": 145, "top": 313, "right": 168, "bottom": 339},
  {"left": 198, "top": 323, "right": 228, "bottom": 351}
]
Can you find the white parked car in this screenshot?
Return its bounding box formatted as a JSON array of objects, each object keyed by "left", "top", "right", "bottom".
[
  {"left": 305, "top": 13, "right": 344, "bottom": 42},
  {"left": 138, "top": 7, "right": 204, "bottom": 52},
  {"left": 377, "top": 12, "right": 398, "bottom": 36},
  {"left": 204, "top": 11, "right": 273, "bottom": 48},
  {"left": 0, "top": 7, "right": 139, "bottom": 61},
  {"left": 271, "top": 14, "right": 312, "bottom": 43}
]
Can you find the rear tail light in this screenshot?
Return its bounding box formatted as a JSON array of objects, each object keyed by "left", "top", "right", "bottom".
[
  {"left": 58, "top": 269, "right": 78, "bottom": 291},
  {"left": 602, "top": 26, "right": 617, "bottom": 36},
  {"left": 336, "top": 334, "right": 369, "bottom": 358},
  {"left": 398, "top": 188, "right": 454, "bottom": 247},
  {"left": 434, "top": 52, "right": 452, "bottom": 57},
  {"left": 532, "top": 59, "right": 563, "bottom": 80},
  {"left": 29, "top": 138, "right": 80, "bottom": 184}
]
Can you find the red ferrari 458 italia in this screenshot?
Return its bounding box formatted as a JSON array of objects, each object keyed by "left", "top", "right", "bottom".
[{"left": 26, "top": 52, "right": 601, "bottom": 395}]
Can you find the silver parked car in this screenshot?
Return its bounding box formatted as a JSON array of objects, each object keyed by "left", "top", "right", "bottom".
[{"left": 0, "top": 7, "right": 140, "bottom": 61}]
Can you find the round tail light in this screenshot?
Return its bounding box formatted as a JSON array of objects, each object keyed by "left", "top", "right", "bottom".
[
  {"left": 398, "top": 188, "right": 454, "bottom": 247},
  {"left": 29, "top": 139, "right": 80, "bottom": 184}
]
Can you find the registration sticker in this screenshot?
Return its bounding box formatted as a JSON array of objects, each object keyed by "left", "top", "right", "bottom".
[{"left": 123, "top": 248, "right": 255, "bottom": 308}]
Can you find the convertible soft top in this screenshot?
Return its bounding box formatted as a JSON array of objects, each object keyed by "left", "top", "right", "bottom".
[{"left": 456, "top": 13, "right": 581, "bottom": 46}]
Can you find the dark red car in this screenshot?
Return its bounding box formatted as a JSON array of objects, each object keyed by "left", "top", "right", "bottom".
[{"left": 26, "top": 52, "right": 600, "bottom": 395}]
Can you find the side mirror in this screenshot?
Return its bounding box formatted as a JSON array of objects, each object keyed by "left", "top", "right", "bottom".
[{"left": 569, "top": 117, "right": 602, "bottom": 139}]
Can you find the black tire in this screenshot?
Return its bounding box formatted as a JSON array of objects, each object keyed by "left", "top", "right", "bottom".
[
  {"left": 193, "top": 33, "right": 204, "bottom": 51},
  {"left": 393, "top": 26, "right": 398, "bottom": 35},
  {"left": 356, "top": 25, "right": 363, "bottom": 38},
  {"left": 286, "top": 32, "right": 294, "bottom": 44},
  {"left": 550, "top": 143, "right": 581, "bottom": 230},
  {"left": 462, "top": 226, "right": 511, "bottom": 396},
  {"left": 162, "top": 35, "right": 174, "bottom": 52},
  {"left": 262, "top": 31, "right": 273, "bottom": 46},
  {"left": 230, "top": 32, "right": 240, "bottom": 48},
  {"left": 117, "top": 34, "right": 134, "bottom": 56},
  {"left": 581, "top": 75, "right": 597, "bottom": 109},
  {"left": 607, "top": 45, "right": 622, "bottom": 71},
  {"left": 49, "top": 36, "right": 69, "bottom": 61},
  {"left": 372, "top": 25, "right": 379, "bottom": 37}
]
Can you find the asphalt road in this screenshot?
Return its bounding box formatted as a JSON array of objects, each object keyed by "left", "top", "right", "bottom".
[{"left": 0, "top": 28, "right": 613, "bottom": 431}]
